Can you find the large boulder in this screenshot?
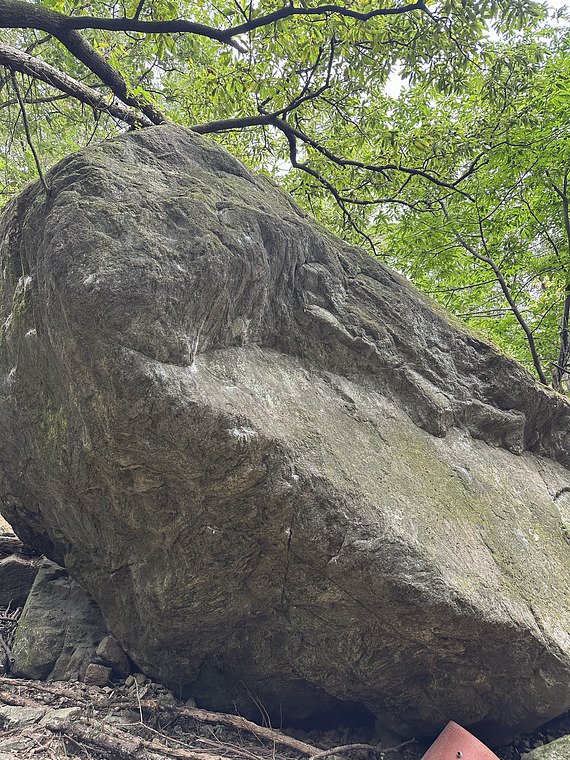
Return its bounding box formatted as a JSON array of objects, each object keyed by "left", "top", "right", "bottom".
[{"left": 1, "top": 125, "right": 570, "bottom": 743}]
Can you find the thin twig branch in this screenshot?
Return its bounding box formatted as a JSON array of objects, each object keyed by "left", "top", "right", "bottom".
[
  {"left": 10, "top": 71, "right": 48, "bottom": 192},
  {"left": 309, "top": 738, "right": 417, "bottom": 759},
  {"left": 439, "top": 200, "right": 549, "bottom": 385}
]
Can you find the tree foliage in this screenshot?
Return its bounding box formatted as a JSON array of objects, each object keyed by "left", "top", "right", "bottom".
[
  {"left": 3, "top": 0, "right": 570, "bottom": 389},
  {"left": 370, "top": 24, "right": 570, "bottom": 388}
]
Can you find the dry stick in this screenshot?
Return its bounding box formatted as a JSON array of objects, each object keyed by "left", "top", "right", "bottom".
[
  {"left": 309, "top": 738, "right": 417, "bottom": 760},
  {"left": 158, "top": 705, "right": 321, "bottom": 757},
  {"left": 46, "top": 716, "right": 240, "bottom": 760},
  {"left": 10, "top": 71, "right": 48, "bottom": 192},
  {"left": 135, "top": 723, "right": 276, "bottom": 760},
  {"left": 44, "top": 717, "right": 149, "bottom": 760},
  {"left": 194, "top": 735, "right": 284, "bottom": 760},
  {"left": 0, "top": 689, "right": 40, "bottom": 707},
  {"left": 0, "top": 675, "right": 90, "bottom": 704},
  {"left": 139, "top": 722, "right": 275, "bottom": 760},
  {"left": 146, "top": 702, "right": 415, "bottom": 760},
  {"left": 0, "top": 635, "right": 14, "bottom": 665},
  {"left": 134, "top": 676, "right": 144, "bottom": 724}
]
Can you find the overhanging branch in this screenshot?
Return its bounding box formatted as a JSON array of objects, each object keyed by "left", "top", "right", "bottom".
[
  {"left": 193, "top": 112, "right": 474, "bottom": 198},
  {"left": 0, "top": 43, "right": 154, "bottom": 127},
  {"left": 0, "top": 0, "right": 167, "bottom": 124},
  {"left": 0, "top": 0, "right": 429, "bottom": 44}
]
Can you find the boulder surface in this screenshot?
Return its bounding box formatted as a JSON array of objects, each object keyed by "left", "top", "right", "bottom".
[{"left": 1, "top": 125, "right": 570, "bottom": 743}]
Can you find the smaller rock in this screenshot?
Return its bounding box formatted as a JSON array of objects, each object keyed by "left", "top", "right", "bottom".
[
  {"left": 0, "top": 556, "right": 39, "bottom": 608},
  {"left": 103, "top": 715, "right": 125, "bottom": 724},
  {"left": 40, "top": 707, "right": 82, "bottom": 725},
  {"left": 121, "top": 709, "right": 142, "bottom": 723},
  {"left": 10, "top": 558, "right": 108, "bottom": 681},
  {"left": 125, "top": 675, "right": 135, "bottom": 687},
  {"left": 156, "top": 691, "right": 177, "bottom": 706},
  {"left": 0, "top": 705, "right": 46, "bottom": 728},
  {"left": 0, "top": 738, "right": 35, "bottom": 753},
  {"left": 84, "top": 663, "right": 112, "bottom": 686},
  {"left": 96, "top": 635, "right": 129, "bottom": 677},
  {"left": 524, "top": 735, "right": 570, "bottom": 759}
]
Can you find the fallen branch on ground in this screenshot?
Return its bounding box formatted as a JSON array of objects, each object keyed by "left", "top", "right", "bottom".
[
  {"left": 157, "top": 704, "right": 320, "bottom": 756},
  {"left": 45, "top": 715, "right": 264, "bottom": 760},
  {"left": 1, "top": 676, "right": 412, "bottom": 760},
  {"left": 0, "top": 675, "right": 90, "bottom": 704},
  {"left": 0, "top": 689, "right": 41, "bottom": 707},
  {"left": 308, "top": 739, "right": 418, "bottom": 759}
]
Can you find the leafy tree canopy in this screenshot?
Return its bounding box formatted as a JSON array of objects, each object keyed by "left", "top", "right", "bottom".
[
  {"left": 2, "top": 0, "right": 570, "bottom": 389},
  {"left": 371, "top": 21, "right": 570, "bottom": 389}
]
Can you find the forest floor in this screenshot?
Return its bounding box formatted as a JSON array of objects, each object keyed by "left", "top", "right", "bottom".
[
  {"left": 0, "top": 673, "right": 421, "bottom": 760},
  {"left": 1, "top": 669, "right": 570, "bottom": 760}
]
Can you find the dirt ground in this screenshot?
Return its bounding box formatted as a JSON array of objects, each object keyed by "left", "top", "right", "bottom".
[
  {"left": 0, "top": 674, "right": 427, "bottom": 760},
  {"left": 2, "top": 655, "right": 570, "bottom": 760}
]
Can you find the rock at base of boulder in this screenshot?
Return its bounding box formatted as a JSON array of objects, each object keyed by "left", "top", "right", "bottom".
[
  {"left": 523, "top": 735, "right": 570, "bottom": 759},
  {"left": 84, "top": 663, "right": 113, "bottom": 686},
  {"left": 96, "top": 636, "right": 130, "bottom": 677},
  {"left": 0, "top": 706, "right": 46, "bottom": 729},
  {"left": 10, "top": 557, "right": 108, "bottom": 681},
  {"left": 0, "top": 556, "right": 39, "bottom": 609}
]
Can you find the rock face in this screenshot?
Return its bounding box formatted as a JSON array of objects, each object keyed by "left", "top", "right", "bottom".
[
  {"left": 1, "top": 125, "right": 570, "bottom": 743},
  {"left": 10, "top": 558, "right": 108, "bottom": 681},
  {"left": 0, "top": 556, "right": 38, "bottom": 608}
]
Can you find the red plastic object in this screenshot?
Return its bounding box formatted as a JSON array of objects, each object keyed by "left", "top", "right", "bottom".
[{"left": 421, "top": 721, "right": 500, "bottom": 760}]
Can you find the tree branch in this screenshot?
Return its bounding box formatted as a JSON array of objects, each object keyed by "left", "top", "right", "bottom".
[
  {"left": 0, "top": 0, "right": 429, "bottom": 42},
  {"left": 549, "top": 169, "right": 570, "bottom": 391},
  {"left": 10, "top": 72, "right": 48, "bottom": 192},
  {"left": 0, "top": 44, "right": 154, "bottom": 127},
  {"left": 0, "top": 0, "right": 166, "bottom": 124},
  {"left": 193, "top": 110, "right": 474, "bottom": 198},
  {"left": 439, "top": 201, "right": 549, "bottom": 385}
]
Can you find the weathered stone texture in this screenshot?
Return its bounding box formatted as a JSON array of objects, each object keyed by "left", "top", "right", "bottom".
[
  {"left": 1, "top": 125, "right": 570, "bottom": 743},
  {"left": 524, "top": 735, "right": 570, "bottom": 760},
  {"left": 0, "top": 555, "right": 38, "bottom": 608},
  {"left": 10, "top": 558, "right": 107, "bottom": 681}
]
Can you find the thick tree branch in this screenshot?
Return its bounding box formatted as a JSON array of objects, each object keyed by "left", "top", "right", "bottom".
[
  {"left": 0, "top": 0, "right": 429, "bottom": 43},
  {"left": 0, "top": 0, "right": 166, "bottom": 124},
  {"left": 0, "top": 44, "right": 154, "bottom": 127}
]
